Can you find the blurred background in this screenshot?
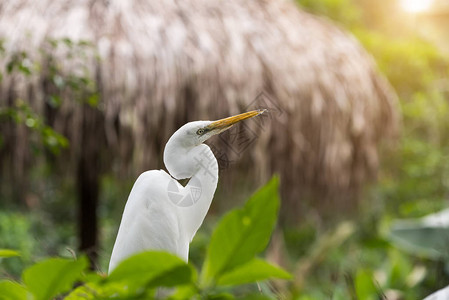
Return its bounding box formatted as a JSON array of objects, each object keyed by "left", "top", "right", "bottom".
[{"left": 0, "top": 0, "right": 448, "bottom": 298}]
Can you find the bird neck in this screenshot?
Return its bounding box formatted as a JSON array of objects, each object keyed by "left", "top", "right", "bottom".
[
  {"left": 182, "top": 144, "right": 219, "bottom": 240},
  {"left": 164, "top": 141, "right": 219, "bottom": 242}
]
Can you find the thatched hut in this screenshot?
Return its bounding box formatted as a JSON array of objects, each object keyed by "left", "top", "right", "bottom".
[{"left": 0, "top": 0, "right": 398, "bottom": 263}]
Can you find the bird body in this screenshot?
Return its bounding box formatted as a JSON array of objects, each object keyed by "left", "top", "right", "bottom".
[
  {"left": 109, "top": 170, "right": 186, "bottom": 271},
  {"left": 109, "top": 111, "right": 264, "bottom": 273}
]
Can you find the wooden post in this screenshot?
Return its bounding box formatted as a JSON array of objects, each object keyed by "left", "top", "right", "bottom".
[{"left": 77, "top": 104, "right": 102, "bottom": 268}]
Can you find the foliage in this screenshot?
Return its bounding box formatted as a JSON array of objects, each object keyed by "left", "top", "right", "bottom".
[
  {"left": 0, "top": 37, "right": 99, "bottom": 155},
  {"left": 389, "top": 209, "right": 449, "bottom": 260},
  {"left": 41, "top": 38, "right": 99, "bottom": 107},
  {"left": 0, "top": 212, "right": 36, "bottom": 277},
  {"left": 297, "top": 0, "right": 449, "bottom": 221},
  {"left": 0, "top": 100, "right": 69, "bottom": 155},
  {"left": 294, "top": 0, "right": 449, "bottom": 299},
  {"left": 0, "top": 177, "right": 291, "bottom": 299},
  {"left": 297, "top": 0, "right": 361, "bottom": 28},
  {"left": 0, "top": 250, "right": 20, "bottom": 258},
  {"left": 359, "top": 30, "right": 449, "bottom": 221},
  {"left": 23, "top": 257, "right": 89, "bottom": 300},
  {"left": 201, "top": 176, "right": 281, "bottom": 285}
]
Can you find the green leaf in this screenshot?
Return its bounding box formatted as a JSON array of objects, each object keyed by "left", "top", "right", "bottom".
[
  {"left": 389, "top": 208, "right": 449, "bottom": 259},
  {"left": 62, "top": 37, "right": 73, "bottom": 47},
  {"left": 168, "top": 285, "right": 198, "bottom": 300},
  {"left": 145, "top": 265, "right": 194, "bottom": 289},
  {"left": 48, "top": 95, "right": 62, "bottom": 108},
  {"left": 206, "top": 292, "right": 235, "bottom": 300},
  {"left": 6, "top": 60, "right": 15, "bottom": 73},
  {"left": 236, "top": 294, "right": 275, "bottom": 300},
  {"left": 0, "top": 249, "right": 20, "bottom": 258},
  {"left": 22, "top": 256, "right": 88, "bottom": 300},
  {"left": 65, "top": 284, "right": 98, "bottom": 300},
  {"left": 331, "top": 286, "right": 349, "bottom": 300},
  {"left": 83, "top": 271, "right": 104, "bottom": 284},
  {"left": 86, "top": 93, "right": 99, "bottom": 107},
  {"left": 354, "top": 269, "right": 378, "bottom": 300},
  {"left": 0, "top": 281, "right": 31, "bottom": 300},
  {"left": 18, "top": 64, "right": 31, "bottom": 76},
  {"left": 106, "top": 251, "right": 195, "bottom": 292},
  {"left": 66, "top": 281, "right": 130, "bottom": 299},
  {"left": 202, "top": 176, "right": 280, "bottom": 285},
  {"left": 217, "top": 258, "right": 291, "bottom": 286},
  {"left": 64, "top": 286, "right": 93, "bottom": 300}
]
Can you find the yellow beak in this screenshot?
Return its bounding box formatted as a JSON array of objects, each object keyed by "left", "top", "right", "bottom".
[{"left": 207, "top": 109, "right": 266, "bottom": 132}]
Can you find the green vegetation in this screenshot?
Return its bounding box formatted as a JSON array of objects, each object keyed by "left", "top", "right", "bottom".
[{"left": 293, "top": 0, "right": 449, "bottom": 298}]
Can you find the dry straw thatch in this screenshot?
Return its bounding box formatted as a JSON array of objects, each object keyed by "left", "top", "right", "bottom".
[{"left": 0, "top": 0, "right": 399, "bottom": 222}]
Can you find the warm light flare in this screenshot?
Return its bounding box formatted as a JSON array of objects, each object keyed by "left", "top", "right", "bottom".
[{"left": 400, "top": 0, "right": 434, "bottom": 13}]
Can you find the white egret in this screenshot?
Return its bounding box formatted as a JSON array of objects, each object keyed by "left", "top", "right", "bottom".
[{"left": 108, "top": 110, "right": 265, "bottom": 272}]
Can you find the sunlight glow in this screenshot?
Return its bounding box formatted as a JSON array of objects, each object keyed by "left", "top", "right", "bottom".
[{"left": 401, "top": 0, "right": 434, "bottom": 13}]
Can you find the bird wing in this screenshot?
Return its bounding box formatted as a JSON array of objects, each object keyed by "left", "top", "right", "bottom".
[
  {"left": 109, "top": 170, "right": 184, "bottom": 272},
  {"left": 424, "top": 285, "right": 449, "bottom": 300}
]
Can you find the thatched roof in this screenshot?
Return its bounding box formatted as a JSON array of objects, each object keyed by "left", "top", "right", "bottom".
[{"left": 0, "top": 0, "right": 399, "bottom": 220}]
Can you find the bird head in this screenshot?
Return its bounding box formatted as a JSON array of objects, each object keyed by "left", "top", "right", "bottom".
[
  {"left": 164, "top": 109, "right": 266, "bottom": 179},
  {"left": 173, "top": 109, "right": 267, "bottom": 148}
]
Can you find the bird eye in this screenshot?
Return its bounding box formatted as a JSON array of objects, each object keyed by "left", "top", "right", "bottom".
[{"left": 196, "top": 128, "right": 205, "bottom": 135}]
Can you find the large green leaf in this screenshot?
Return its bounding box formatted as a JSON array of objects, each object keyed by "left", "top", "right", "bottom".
[
  {"left": 167, "top": 285, "right": 198, "bottom": 300},
  {"left": 64, "top": 285, "right": 96, "bottom": 300},
  {"left": 202, "top": 176, "right": 280, "bottom": 284},
  {"left": 106, "top": 251, "right": 196, "bottom": 292},
  {"left": 389, "top": 208, "right": 449, "bottom": 259},
  {"left": 66, "top": 282, "right": 136, "bottom": 299},
  {"left": 205, "top": 293, "right": 235, "bottom": 300},
  {"left": 0, "top": 280, "right": 31, "bottom": 300},
  {"left": 354, "top": 269, "right": 378, "bottom": 300},
  {"left": 0, "top": 249, "right": 20, "bottom": 258},
  {"left": 22, "top": 256, "right": 88, "bottom": 300},
  {"left": 236, "top": 294, "right": 275, "bottom": 300},
  {"left": 217, "top": 258, "right": 291, "bottom": 286}
]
